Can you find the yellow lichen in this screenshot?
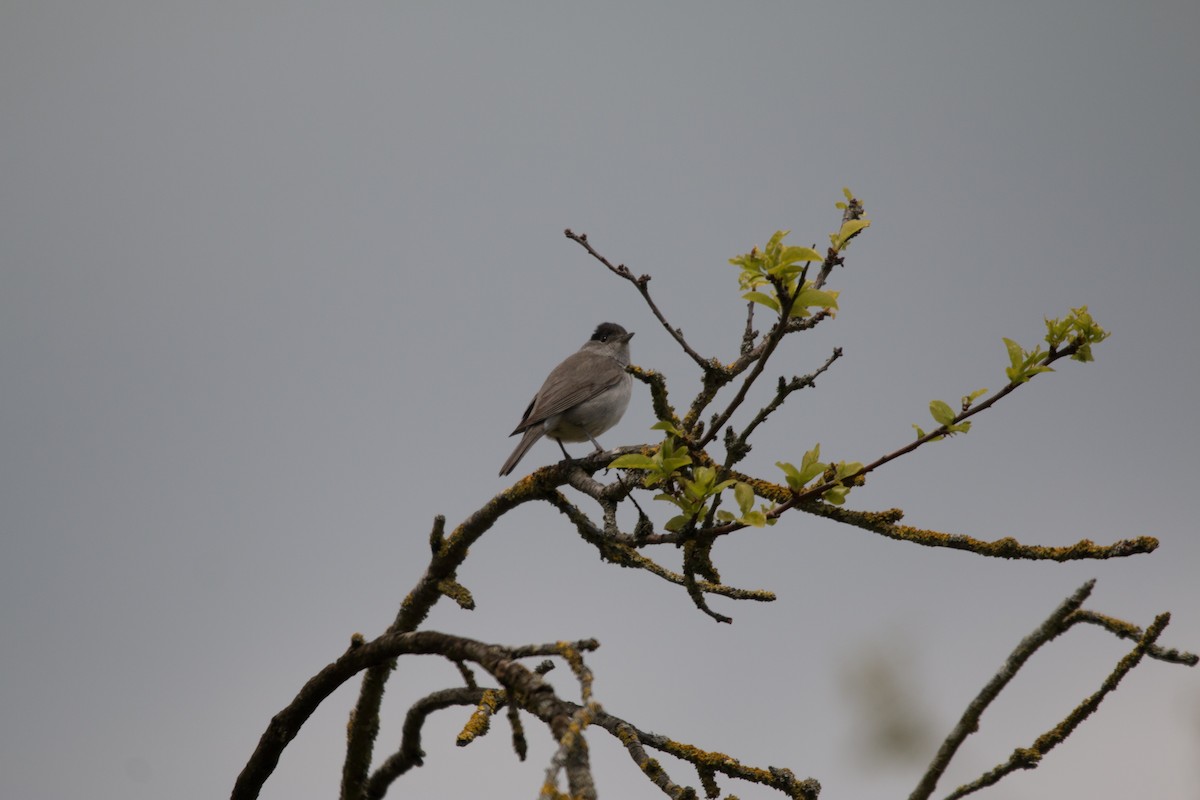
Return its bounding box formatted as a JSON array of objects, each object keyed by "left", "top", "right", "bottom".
[{"left": 456, "top": 689, "right": 501, "bottom": 746}]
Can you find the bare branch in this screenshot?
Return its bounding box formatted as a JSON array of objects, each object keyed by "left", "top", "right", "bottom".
[
  {"left": 456, "top": 689, "right": 502, "bottom": 746},
  {"left": 681, "top": 536, "right": 733, "bottom": 623},
  {"left": 590, "top": 709, "right": 821, "bottom": 800},
  {"left": 565, "top": 228, "right": 709, "bottom": 369},
  {"left": 629, "top": 365, "right": 683, "bottom": 432},
  {"left": 943, "top": 612, "right": 1173, "bottom": 799},
  {"left": 1069, "top": 610, "right": 1198, "bottom": 665},
  {"left": 542, "top": 490, "right": 775, "bottom": 604},
  {"left": 908, "top": 581, "right": 1096, "bottom": 800},
  {"left": 509, "top": 639, "right": 602, "bottom": 659},
  {"left": 627, "top": 483, "right": 1157, "bottom": 561},
  {"left": 341, "top": 488, "right": 547, "bottom": 800},
  {"left": 365, "top": 687, "right": 491, "bottom": 800},
  {"left": 507, "top": 697, "right": 528, "bottom": 761},
  {"left": 740, "top": 300, "right": 758, "bottom": 355},
  {"left": 540, "top": 703, "right": 598, "bottom": 800},
  {"left": 695, "top": 286, "right": 801, "bottom": 450},
  {"left": 337, "top": 444, "right": 659, "bottom": 799},
  {"left": 724, "top": 347, "right": 843, "bottom": 466},
  {"left": 800, "top": 504, "right": 1159, "bottom": 561},
  {"left": 237, "top": 631, "right": 599, "bottom": 800}
]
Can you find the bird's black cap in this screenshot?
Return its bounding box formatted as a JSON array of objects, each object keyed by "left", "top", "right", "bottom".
[{"left": 591, "top": 322, "right": 629, "bottom": 342}]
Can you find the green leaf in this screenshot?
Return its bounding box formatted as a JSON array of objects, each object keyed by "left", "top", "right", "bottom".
[
  {"left": 929, "top": 399, "right": 957, "bottom": 427},
  {"left": 781, "top": 245, "right": 823, "bottom": 265},
  {"left": 664, "top": 515, "right": 690, "bottom": 532},
  {"left": 913, "top": 424, "right": 926, "bottom": 439},
  {"left": 791, "top": 286, "right": 840, "bottom": 318},
  {"left": 734, "top": 482, "right": 755, "bottom": 515},
  {"left": 834, "top": 461, "right": 864, "bottom": 481},
  {"left": 796, "top": 286, "right": 839, "bottom": 307},
  {"left": 660, "top": 456, "right": 693, "bottom": 473},
  {"left": 777, "top": 447, "right": 826, "bottom": 491},
  {"left": 742, "top": 291, "right": 781, "bottom": 313},
  {"left": 677, "top": 478, "right": 703, "bottom": 503},
  {"left": 608, "top": 454, "right": 657, "bottom": 470},
  {"left": 655, "top": 437, "right": 693, "bottom": 473},
  {"left": 1044, "top": 317, "right": 1071, "bottom": 348},
  {"left": 823, "top": 485, "right": 849, "bottom": 505},
  {"left": 799, "top": 446, "right": 826, "bottom": 484},
  {"left": 1003, "top": 337, "right": 1024, "bottom": 371},
  {"left": 653, "top": 493, "right": 686, "bottom": 510},
  {"left": 776, "top": 461, "right": 803, "bottom": 490},
  {"left": 831, "top": 218, "right": 871, "bottom": 250},
  {"left": 961, "top": 388, "right": 988, "bottom": 408},
  {"left": 839, "top": 219, "right": 870, "bottom": 239},
  {"left": 650, "top": 420, "right": 684, "bottom": 437}
]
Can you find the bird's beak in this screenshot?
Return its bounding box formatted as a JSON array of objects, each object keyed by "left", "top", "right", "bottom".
[{"left": 620, "top": 331, "right": 635, "bottom": 342}]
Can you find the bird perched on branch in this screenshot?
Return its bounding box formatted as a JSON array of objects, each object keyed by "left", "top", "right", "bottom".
[{"left": 499, "top": 322, "right": 634, "bottom": 476}]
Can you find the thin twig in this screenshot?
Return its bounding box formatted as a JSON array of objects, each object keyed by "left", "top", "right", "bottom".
[
  {"left": 744, "top": 339, "right": 1097, "bottom": 519},
  {"left": 1068, "top": 610, "right": 1198, "bottom": 665},
  {"left": 725, "top": 347, "right": 843, "bottom": 465},
  {"left": 740, "top": 300, "right": 758, "bottom": 354},
  {"left": 565, "top": 229, "right": 709, "bottom": 369},
  {"left": 696, "top": 279, "right": 801, "bottom": 450},
  {"left": 681, "top": 537, "right": 733, "bottom": 623},
  {"left": 590, "top": 710, "right": 822, "bottom": 800}
]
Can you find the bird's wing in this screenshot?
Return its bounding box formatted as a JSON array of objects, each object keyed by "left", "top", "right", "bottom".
[{"left": 509, "top": 351, "right": 624, "bottom": 434}]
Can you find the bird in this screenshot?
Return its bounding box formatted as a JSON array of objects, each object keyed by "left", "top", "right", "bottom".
[{"left": 499, "top": 322, "right": 634, "bottom": 477}]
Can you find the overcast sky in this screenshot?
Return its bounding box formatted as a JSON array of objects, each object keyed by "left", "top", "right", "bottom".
[{"left": 2, "top": 3, "right": 1198, "bottom": 800}]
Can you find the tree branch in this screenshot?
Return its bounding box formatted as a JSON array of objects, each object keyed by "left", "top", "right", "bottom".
[
  {"left": 237, "top": 631, "right": 598, "bottom": 800},
  {"left": 235, "top": 198, "right": 1189, "bottom": 800},
  {"left": 590, "top": 709, "right": 822, "bottom": 800},
  {"left": 799, "top": 504, "right": 1159, "bottom": 561},
  {"left": 542, "top": 490, "right": 776, "bottom": 603},
  {"left": 784, "top": 340, "right": 1100, "bottom": 510},
  {"left": 1068, "top": 610, "right": 1198, "bottom": 665},
  {"left": 565, "top": 228, "right": 709, "bottom": 369},
  {"left": 943, "top": 612, "right": 1173, "bottom": 799},
  {"left": 365, "top": 687, "right": 491, "bottom": 799},
  {"left": 724, "top": 347, "right": 843, "bottom": 466},
  {"left": 908, "top": 581, "right": 1096, "bottom": 800}
]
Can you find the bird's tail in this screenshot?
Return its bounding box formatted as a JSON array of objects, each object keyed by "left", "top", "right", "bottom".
[{"left": 499, "top": 427, "right": 544, "bottom": 477}]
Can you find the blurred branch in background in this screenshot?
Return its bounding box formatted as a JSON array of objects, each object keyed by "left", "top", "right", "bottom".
[{"left": 839, "top": 637, "right": 938, "bottom": 770}]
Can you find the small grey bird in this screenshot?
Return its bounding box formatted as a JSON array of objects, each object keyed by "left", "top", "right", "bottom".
[{"left": 499, "top": 322, "right": 634, "bottom": 477}]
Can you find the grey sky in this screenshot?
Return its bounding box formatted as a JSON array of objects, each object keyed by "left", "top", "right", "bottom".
[{"left": 2, "top": 3, "right": 1197, "bottom": 799}]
